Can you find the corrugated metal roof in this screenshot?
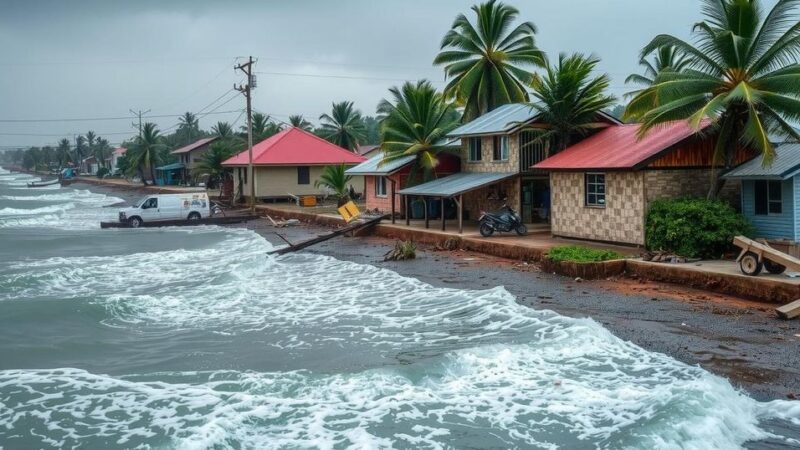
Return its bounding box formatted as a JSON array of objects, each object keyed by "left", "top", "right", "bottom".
[
  {"left": 171, "top": 137, "right": 219, "bottom": 154},
  {"left": 222, "top": 127, "right": 366, "bottom": 166},
  {"left": 345, "top": 153, "right": 415, "bottom": 176},
  {"left": 155, "top": 163, "right": 185, "bottom": 171},
  {"left": 449, "top": 103, "right": 538, "bottom": 137},
  {"left": 398, "top": 172, "right": 516, "bottom": 197},
  {"left": 534, "top": 120, "right": 711, "bottom": 171},
  {"left": 724, "top": 143, "right": 800, "bottom": 180}
]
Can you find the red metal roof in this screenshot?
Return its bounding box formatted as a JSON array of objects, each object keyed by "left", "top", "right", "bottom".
[
  {"left": 222, "top": 127, "right": 367, "bottom": 166},
  {"left": 171, "top": 137, "right": 219, "bottom": 154},
  {"left": 533, "top": 120, "right": 711, "bottom": 170},
  {"left": 112, "top": 147, "right": 127, "bottom": 156}
]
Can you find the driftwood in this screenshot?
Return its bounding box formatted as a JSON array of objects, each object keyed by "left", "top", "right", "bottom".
[
  {"left": 268, "top": 215, "right": 388, "bottom": 255},
  {"left": 776, "top": 300, "right": 800, "bottom": 320}
]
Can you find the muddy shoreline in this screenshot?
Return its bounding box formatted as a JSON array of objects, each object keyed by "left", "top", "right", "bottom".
[{"left": 83, "top": 182, "right": 800, "bottom": 403}]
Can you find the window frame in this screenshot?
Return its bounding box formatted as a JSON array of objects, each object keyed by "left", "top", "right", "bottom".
[
  {"left": 375, "top": 176, "right": 388, "bottom": 197},
  {"left": 585, "top": 172, "right": 606, "bottom": 208},
  {"left": 297, "top": 166, "right": 310, "bottom": 185},
  {"left": 754, "top": 180, "right": 783, "bottom": 215},
  {"left": 468, "top": 137, "right": 482, "bottom": 162},
  {"left": 493, "top": 135, "right": 509, "bottom": 161}
]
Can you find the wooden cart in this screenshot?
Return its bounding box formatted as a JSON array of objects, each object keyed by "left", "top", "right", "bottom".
[{"left": 733, "top": 235, "right": 800, "bottom": 276}]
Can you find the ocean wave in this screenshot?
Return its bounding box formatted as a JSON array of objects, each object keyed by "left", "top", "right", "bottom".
[{"left": 0, "top": 189, "right": 123, "bottom": 206}]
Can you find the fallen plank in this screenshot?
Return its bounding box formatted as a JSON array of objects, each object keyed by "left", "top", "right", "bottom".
[
  {"left": 101, "top": 215, "right": 261, "bottom": 229},
  {"left": 268, "top": 215, "right": 388, "bottom": 255},
  {"left": 776, "top": 299, "right": 800, "bottom": 320}
]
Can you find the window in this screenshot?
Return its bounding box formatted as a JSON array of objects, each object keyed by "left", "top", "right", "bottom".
[
  {"left": 468, "top": 137, "right": 482, "bottom": 162},
  {"left": 297, "top": 166, "right": 310, "bottom": 185},
  {"left": 142, "top": 198, "right": 157, "bottom": 209},
  {"left": 493, "top": 136, "right": 509, "bottom": 161},
  {"left": 754, "top": 180, "right": 782, "bottom": 215},
  {"left": 585, "top": 173, "right": 606, "bottom": 207},
  {"left": 375, "top": 176, "right": 387, "bottom": 197}
]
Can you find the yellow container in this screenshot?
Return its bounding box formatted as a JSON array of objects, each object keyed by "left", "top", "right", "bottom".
[{"left": 300, "top": 196, "right": 317, "bottom": 207}]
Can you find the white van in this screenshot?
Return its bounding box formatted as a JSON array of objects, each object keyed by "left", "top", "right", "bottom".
[{"left": 119, "top": 193, "right": 211, "bottom": 227}]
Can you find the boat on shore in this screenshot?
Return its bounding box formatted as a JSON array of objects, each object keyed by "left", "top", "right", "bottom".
[{"left": 26, "top": 179, "right": 61, "bottom": 188}]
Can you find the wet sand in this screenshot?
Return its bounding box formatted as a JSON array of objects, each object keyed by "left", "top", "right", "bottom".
[{"left": 85, "top": 183, "right": 800, "bottom": 402}]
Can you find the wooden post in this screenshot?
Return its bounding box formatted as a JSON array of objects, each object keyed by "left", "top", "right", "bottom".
[
  {"left": 457, "top": 195, "right": 463, "bottom": 234},
  {"left": 424, "top": 197, "right": 429, "bottom": 229},
  {"left": 390, "top": 179, "right": 397, "bottom": 225},
  {"left": 405, "top": 195, "right": 410, "bottom": 226},
  {"left": 441, "top": 197, "right": 446, "bottom": 231}
]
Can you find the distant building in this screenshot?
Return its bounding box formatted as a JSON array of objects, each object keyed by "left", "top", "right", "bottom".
[
  {"left": 171, "top": 137, "right": 219, "bottom": 182},
  {"left": 109, "top": 147, "right": 127, "bottom": 173},
  {"left": 222, "top": 127, "right": 366, "bottom": 201},
  {"left": 355, "top": 144, "right": 381, "bottom": 159}
]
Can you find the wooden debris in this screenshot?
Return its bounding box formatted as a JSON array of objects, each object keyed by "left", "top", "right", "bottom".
[
  {"left": 776, "top": 299, "right": 800, "bottom": 320},
  {"left": 268, "top": 215, "right": 387, "bottom": 255},
  {"left": 642, "top": 251, "right": 687, "bottom": 264}
]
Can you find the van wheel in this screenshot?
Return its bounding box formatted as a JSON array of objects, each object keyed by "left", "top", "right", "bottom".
[
  {"left": 128, "top": 216, "right": 142, "bottom": 228},
  {"left": 188, "top": 212, "right": 201, "bottom": 221}
]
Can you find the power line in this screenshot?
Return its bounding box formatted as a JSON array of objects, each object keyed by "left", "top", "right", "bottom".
[
  {"left": 0, "top": 109, "right": 243, "bottom": 123},
  {"left": 254, "top": 70, "right": 447, "bottom": 84}
]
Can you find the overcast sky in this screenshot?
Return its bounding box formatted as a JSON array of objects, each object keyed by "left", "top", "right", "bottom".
[{"left": 0, "top": 0, "right": 773, "bottom": 149}]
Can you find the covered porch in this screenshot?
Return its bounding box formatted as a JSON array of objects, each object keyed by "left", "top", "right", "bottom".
[{"left": 397, "top": 172, "right": 518, "bottom": 234}]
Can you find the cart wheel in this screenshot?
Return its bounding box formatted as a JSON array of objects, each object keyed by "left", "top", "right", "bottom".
[
  {"left": 739, "top": 252, "right": 763, "bottom": 276},
  {"left": 764, "top": 260, "right": 787, "bottom": 275}
]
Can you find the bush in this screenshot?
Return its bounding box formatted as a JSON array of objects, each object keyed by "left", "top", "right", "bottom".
[
  {"left": 96, "top": 167, "right": 110, "bottom": 178},
  {"left": 645, "top": 198, "right": 753, "bottom": 259},
  {"left": 547, "top": 245, "right": 623, "bottom": 263}
]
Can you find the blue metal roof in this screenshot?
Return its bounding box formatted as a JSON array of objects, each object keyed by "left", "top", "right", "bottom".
[
  {"left": 449, "top": 103, "right": 538, "bottom": 137},
  {"left": 398, "top": 172, "right": 516, "bottom": 197},
  {"left": 724, "top": 144, "right": 800, "bottom": 180},
  {"left": 345, "top": 153, "right": 415, "bottom": 176},
  {"left": 155, "top": 163, "right": 185, "bottom": 171}
]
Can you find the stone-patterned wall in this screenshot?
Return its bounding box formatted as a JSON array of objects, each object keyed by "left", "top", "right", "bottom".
[
  {"left": 643, "top": 169, "right": 741, "bottom": 209},
  {"left": 551, "top": 172, "right": 646, "bottom": 245},
  {"left": 460, "top": 132, "right": 520, "bottom": 173},
  {"left": 462, "top": 177, "right": 520, "bottom": 220}
]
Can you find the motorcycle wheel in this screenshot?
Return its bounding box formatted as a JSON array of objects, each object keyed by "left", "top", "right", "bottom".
[
  {"left": 479, "top": 223, "right": 495, "bottom": 237},
  {"left": 515, "top": 224, "right": 528, "bottom": 236}
]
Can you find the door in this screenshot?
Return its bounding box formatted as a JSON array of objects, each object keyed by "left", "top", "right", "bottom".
[
  {"left": 139, "top": 197, "right": 161, "bottom": 221},
  {"left": 520, "top": 178, "right": 550, "bottom": 224}
]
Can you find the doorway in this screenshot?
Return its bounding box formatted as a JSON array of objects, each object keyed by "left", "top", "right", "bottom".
[{"left": 521, "top": 177, "right": 550, "bottom": 224}]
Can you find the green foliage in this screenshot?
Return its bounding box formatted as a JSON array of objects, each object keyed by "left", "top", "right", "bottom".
[
  {"left": 193, "top": 140, "right": 237, "bottom": 186},
  {"left": 318, "top": 101, "right": 366, "bottom": 151},
  {"left": 96, "top": 167, "right": 110, "bottom": 178},
  {"left": 384, "top": 240, "right": 417, "bottom": 261},
  {"left": 127, "top": 122, "right": 166, "bottom": 185},
  {"left": 314, "top": 164, "right": 353, "bottom": 203},
  {"left": 624, "top": 45, "right": 690, "bottom": 97},
  {"left": 527, "top": 53, "right": 617, "bottom": 153},
  {"left": 377, "top": 80, "right": 461, "bottom": 184},
  {"left": 547, "top": 246, "right": 623, "bottom": 263},
  {"left": 645, "top": 198, "right": 753, "bottom": 258},
  {"left": 625, "top": 0, "right": 800, "bottom": 198},
  {"left": 433, "top": 0, "right": 545, "bottom": 121},
  {"left": 288, "top": 115, "right": 313, "bottom": 131},
  {"left": 244, "top": 112, "right": 282, "bottom": 142}
]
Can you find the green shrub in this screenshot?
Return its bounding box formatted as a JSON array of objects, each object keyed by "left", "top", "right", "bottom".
[
  {"left": 96, "top": 167, "right": 110, "bottom": 178},
  {"left": 645, "top": 197, "right": 753, "bottom": 259},
  {"left": 547, "top": 245, "right": 623, "bottom": 263}
]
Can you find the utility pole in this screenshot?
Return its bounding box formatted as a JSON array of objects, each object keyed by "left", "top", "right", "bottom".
[
  {"left": 129, "top": 109, "right": 151, "bottom": 140},
  {"left": 235, "top": 56, "right": 256, "bottom": 211}
]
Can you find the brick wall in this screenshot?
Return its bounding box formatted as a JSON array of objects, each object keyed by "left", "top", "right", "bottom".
[
  {"left": 460, "top": 133, "right": 520, "bottom": 173},
  {"left": 462, "top": 177, "right": 520, "bottom": 220},
  {"left": 365, "top": 174, "right": 404, "bottom": 213},
  {"left": 643, "top": 169, "right": 741, "bottom": 208},
  {"left": 551, "top": 171, "right": 646, "bottom": 245}
]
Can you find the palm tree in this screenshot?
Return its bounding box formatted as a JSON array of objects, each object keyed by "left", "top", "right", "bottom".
[
  {"left": 56, "top": 138, "right": 71, "bottom": 168},
  {"left": 74, "top": 136, "right": 87, "bottom": 173},
  {"left": 289, "top": 115, "right": 312, "bottom": 130},
  {"left": 315, "top": 163, "right": 353, "bottom": 205},
  {"left": 193, "top": 140, "right": 236, "bottom": 193},
  {"left": 212, "top": 121, "right": 234, "bottom": 139},
  {"left": 433, "top": 0, "right": 545, "bottom": 121},
  {"left": 625, "top": 0, "right": 800, "bottom": 198},
  {"left": 625, "top": 45, "right": 690, "bottom": 95},
  {"left": 127, "top": 122, "right": 166, "bottom": 185},
  {"left": 526, "top": 53, "right": 617, "bottom": 154},
  {"left": 378, "top": 80, "right": 461, "bottom": 184},
  {"left": 243, "top": 112, "right": 282, "bottom": 142},
  {"left": 94, "top": 138, "right": 112, "bottom": 171},
  {"left": 85, "top": 131, "right": 97, "bottom": 167},
  {"left": 318, "top": 101, "right": 366, "bottom": 151}
]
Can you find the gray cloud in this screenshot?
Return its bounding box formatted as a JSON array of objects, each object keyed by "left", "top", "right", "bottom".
[{"left": 0, "top": 0, "right": 776, "bottom": 148}]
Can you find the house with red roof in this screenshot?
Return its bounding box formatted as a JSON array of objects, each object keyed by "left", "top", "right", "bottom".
[
  {"left": 222, "top": 127, "right": 366, "bottom": 201},
  {"left": 533, "top": 121, "right": 751, "bottom": 245}
]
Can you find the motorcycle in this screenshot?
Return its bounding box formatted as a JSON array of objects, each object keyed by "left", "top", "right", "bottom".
[{"left": 478, "top": 204, "right": 528, "bottom": 237}]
